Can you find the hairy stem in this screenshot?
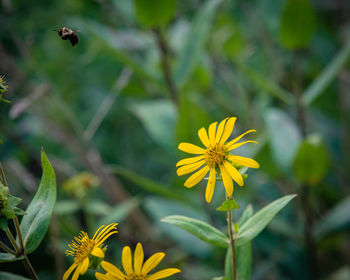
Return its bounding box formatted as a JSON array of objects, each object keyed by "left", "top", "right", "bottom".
[{"left": 227, "top": 202, "right": 237, "bottom": 280}]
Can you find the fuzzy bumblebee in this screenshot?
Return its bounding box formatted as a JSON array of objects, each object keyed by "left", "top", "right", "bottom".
[{"left": 58, "top": 27, "right": 79, "bottom": 47}]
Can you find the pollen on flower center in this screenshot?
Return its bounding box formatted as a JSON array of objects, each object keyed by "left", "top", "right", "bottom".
[
  {"left": 70, "top": 234, "right": 96, "bottom": 263},
  {"left": 126, "top": 274, "right": 146, "bottom": 280},
  {"left": 204, "top": 144, "right": 227, "bottom": 168}
]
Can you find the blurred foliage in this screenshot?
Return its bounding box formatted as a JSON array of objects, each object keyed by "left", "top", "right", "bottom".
[{"left": 1, "top": 0, "right": 350, "bottom": 279}]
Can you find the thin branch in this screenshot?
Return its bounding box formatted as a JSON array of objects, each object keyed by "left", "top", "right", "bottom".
[{"left": 0, "top": 240, "right": 16, "bottom": 255}]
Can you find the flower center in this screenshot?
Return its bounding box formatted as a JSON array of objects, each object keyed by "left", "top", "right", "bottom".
[
  {"left": 125, "top": 274, "right": 146, "bottom": 280},
  {"left": 70, "top": 234, "right": 96, "bottom": 263},
  {"left": 204, "top": 144, "right": 227, "bottom": 168}
]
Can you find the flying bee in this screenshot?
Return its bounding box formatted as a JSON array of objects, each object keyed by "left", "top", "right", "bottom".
[{"left": 57, "top": 27, "right": 79, "bottom": 47}]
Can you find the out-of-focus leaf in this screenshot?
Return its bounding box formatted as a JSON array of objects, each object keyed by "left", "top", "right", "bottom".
[
  {"left": 235, "top": 194, "right": 296, "bottom": 246},
  {"left": 85, "top": 200, "right": 111, "bottom": 215},
  {"left": 20, "top": 150, "right": 56, "bottom": 254},
  {"left": 234, "top": 61, "right": 294, "bottom": 104},
  {"left": 327, "top": 266, "right": 350, "bottom": 280},
  {"left": 212, "top": 277, "right": 228, "bottom": 280},
  {"left": 264, "top": 108, "right": 302, "bottom": 171},
  {"left": 174, "top": 0, "right": 221, "bottom": 88},
  {"left": 101, "top": 199, "right": 139, "bottom": 225},
  {"left": 315, "top": 196, "right": 350, "bottom": 240},
  {"left": 0, "top": 272, "right": 29, "bottom": 279},
  {"left": 161, "top": 215, "right": 229, "bottom": 248},
  {"left": 293, "top": 134, "right": 329, "bottom": 186},
  {"left": 279, "top": 0, "right": 315, "bottom": 49},
  {"left": 302, "top": 40, "right": 350, "bottom": 106},
  {"left": 113, "top": 166, "right": 187, "bottom": 202},
  {"left": 225, "top": 204, "right": 254, "bottom": 280},
  {"left": 54, "top": 200, "right": 79, "bottom": 215},
  {"left": 129, "top": 100, "right": 176, "bottom": 151},
  {"left": 0, "top": 253, "right": 24, "bottom": 263},
  {"left": 134, "top": 0, "right": 176, "bottom": 28}
]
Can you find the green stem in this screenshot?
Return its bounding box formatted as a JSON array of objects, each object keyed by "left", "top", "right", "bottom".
[
  {"left": 5, "top": 228, "right": 20, "bottom": 253},
  {"left": 13, "top": 217, "right": 24, "bottom": 250},
  {"left": 0, "top": 240, "right": 16, "bottom": 254},
  {"left": 227, "top": 198, "right": 237, "bottom": 280},
  {"left": 22, "top": 253, "right": 39, "bottom": 280}
]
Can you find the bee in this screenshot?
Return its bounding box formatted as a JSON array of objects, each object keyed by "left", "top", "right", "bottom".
[{"left": 57, "top": 27, "right": 79, "bottom": 47}]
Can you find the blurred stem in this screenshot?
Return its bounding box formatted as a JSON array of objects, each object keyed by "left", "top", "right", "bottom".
[
  {"left": 293, "top": 52, "right": 319, "bottom": 279},
  {"left": 227, "top": 197, "right": 236, "bottom": 280},
  {"left": 0, "top": 162, "right": 39, "bottom": 280},
  {"left": 153, "top": 27, "right": 178, "bottom": 107},
  {"left": 0, "top": 240, "right": 16, "bottom": 254}
]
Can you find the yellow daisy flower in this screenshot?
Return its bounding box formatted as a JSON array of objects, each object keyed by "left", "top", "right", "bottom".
[
  {"left": 64, "top": 223, "right": 118, "bottom": 280},
  {"left": 95, "top": 243, "right": 181, "bottom": 280},
  {"left": 176, "top": 117, "right": 260, "bottom": 203}
]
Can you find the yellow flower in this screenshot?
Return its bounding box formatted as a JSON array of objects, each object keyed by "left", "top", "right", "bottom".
[
  {"left": 64, "top": 223, "right": 118, "bottom": 280},
  {"left": 95, "top": 243, "right": 181, "bottom": 280},
  {"left": 176, "top": 117, "right": 259, "bottom": 203}
]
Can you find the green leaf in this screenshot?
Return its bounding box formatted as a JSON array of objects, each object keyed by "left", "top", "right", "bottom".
[
  {"left": 129, "top": 100, "right": 177, "bottom": 151},
  {"left": 0, "top": 272, "right": 29, "bottom": 279},
  {"left": 134, "top": 0, "right": 176, "bottom": 28},
  {"left": 101, "top": 199, "right": 139, "bottom": 225},
  {"left": 302, "top": 39, "right": 350, "bottom": 106},
  {"left": 235, "top": 194, "right": 296, "bottom": 246},
  {"left": 161, "top": 215, "right": 229, "bottom": 248},
  {"left": 54, "top": 200, "right": 79, "bottom": 215},
  {"left": 315, "top": 196, "right": 350, "bottom": 239},
  {"left": 0, "top": 217, "right": 8, "bottom": 230},
  {"left": 238, "top": 205, "right": 254, "bottom": 226},
  {"left": 20, "top": 150, "right": 57, "bottom": 254},
  {"left": 293, "top": 134, "right": 329, "bottom": 186},
  {"left": 0, "top": 253, "right": 24, "bottom": 263},
  {"left": 264, "top": 108, "right": 302, "bottom": 171},
  {"left": 217, "top": 198, "right": 240, "bottom": 212},
  {"left": 279, "top": 0, "right": 315, "bottom": 49},
  {"left": 225, "top": 243, "right": 252, "bottom": 280},
  {"left": 174, "top": 0, "right": 221, "bottom": 88}
]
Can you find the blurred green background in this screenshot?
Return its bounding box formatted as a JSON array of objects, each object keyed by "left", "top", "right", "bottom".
[{"left": 1, "top": 0, "right": 350, "bottom": 279}]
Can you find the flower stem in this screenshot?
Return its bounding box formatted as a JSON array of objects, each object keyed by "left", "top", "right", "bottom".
[
  {"left": 5, "top": 228, "right": 20, "bottom": 253},
  {"left": 227, "top": 199, "right": 237, "bottom": 280},
  {"left": 0, "top": 240, "right": 16, "bottom": 254},
  {"left": 22, "top": 253, "right": 39, "bottom": 280}
]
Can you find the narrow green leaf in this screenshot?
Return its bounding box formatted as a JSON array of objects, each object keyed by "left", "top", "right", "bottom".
[
  {"left": 233, "top": 60, "right": 294, "bottom": 104},
  {"left": 161, "top": 215, "right": 229, "bottom": 248},
  {"left": 134, "top": 0, "right": 176, "bottom": 28},
  {"left": 0, "top": 272, "right": 29, "bottom": 279},
  {"left": 113, "top": 166, "right": 187, "bottom": 202},
  {"left": 0, "top": 253, "right": 24, "bottom": 263},
  {"left": 315, "top": 196, "right": 350, "bottom": 239},
  {"left": 20, "top": 150, "right": 57, "bottom": 254},
  {"left": 302, "top": 40, "right": 350, "bottom": 106},
  {"left": 293, "top": 134, "right": 329, "bottom": 186},
  {"left": 264, "top": 108, "right": 302, "bottom": 171},
  {"left": 54, "top": 200, "right": 79, "bottom": 215},
  {"left": 174, "top": 0, "right": 221, "bottom": 88},
  {"left": 235, "top": 194, "right": 296, "bottom": 246},
  {"left": 217, "top": 198, "right": 240, "bottom": 212},
  {"left": 279, "top": 0, "right": 315, "bottom": 49},
  {"left": 238, "top": 205, "right": 254, "bottom": 226},
  {"left": 101, "top": 199, "right": 139, "bottom": 225}
]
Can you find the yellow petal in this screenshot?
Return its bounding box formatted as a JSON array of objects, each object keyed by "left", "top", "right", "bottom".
[
  {"left": 176, "top": 160, "right": 205, "bottom": 176},
  {"left": 95, "top": 272, "right": 115, "bottom": 280},
  {"left": 63, "top": 263, "right": 78, "bottom": 280},
  {"left": 148, "top": 268, "right": 181, "bottom": 280},
  {"left": 72, "top": 264, "right": 81, "bottom": 280},
  {"left": 101, "top": 261, "right": 126, "bottom": 279},
  {"left": 134, "top": 243, "right": 144, "bottom": 274},
  {"left": 205, "top": 168, "right": 216, "bottom": 203},
  {"left": 122, "top": 246, "right": 133, "bottom": 275},
  {"left": 215, "top": 118, "right": 228, "bottom": 143},
  {"left": 225, "top": 130, "right": 256, "bottom": 148},
  {"left": 91, "top": 247, "right": 105, "bottom": 258},
  {"left": 219, "top": 164, "right": 233, "bottom": 197},
  {"left": 226, "top": 140, "right": 258, "bottom": 151},
  {"left": 227, "top": 155, "right": 260, "bottom": 168},
  {"left": 208, "top": 122, "right": 218, "bottom": 145},
  {"left": 178, "top": 143, "right": 205, "bottom": 154},
  {"left": 184, "top": 165, "right": 210, "bottom": 188},
  {"left": 79, "top": 257, "right": 89, "bottom": 275},
  {"left": 94, "top": 223, "right": 118, "bottom": 244},
  {"left": 219, "top": 117, "right": 237, "bottom": 144},
  {"left": 224, "top": 161, "right": 243, "bottom": 186},
  {"left": 198, "top": 127, "right": 210, "bottom": 147},
  {"left": 141, "top": 252, "right": 165, "bottom": 275},
  {"left": 176, "top": 155, "right": 204, "bottom": 167}
]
